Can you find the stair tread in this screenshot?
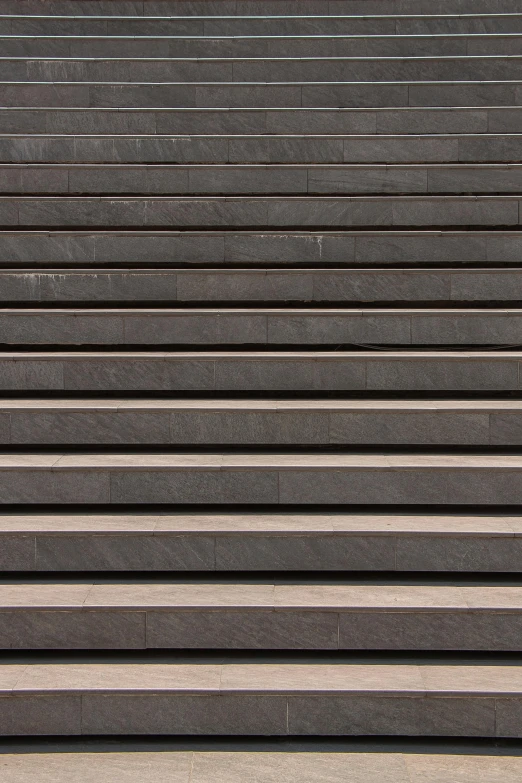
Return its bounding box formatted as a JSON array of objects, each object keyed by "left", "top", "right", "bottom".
[
  {"left": 2, "top": 582, "right": 522, "bottom": 609},
  {"left": 0, "top": 510, "right": 520, "bottom": 533},
  {"left": 1, "top": 750, "right": 521, "bottom": 783},
  {"left": 2, "top": 452, "right": 522, "bottom": 468},
  {"left": 1, "top": 661, "right": 521, "bottom": 694},
  {"left": 3, "top": 398, "right": 522, "bottom": 409}
]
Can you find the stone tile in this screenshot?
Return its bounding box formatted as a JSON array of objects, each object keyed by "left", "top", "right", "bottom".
[
  {"left": 301, "top": 84, "right": 409, "bottom": 109},
  {"left": 0, "top": 471, "right": 110, "bottom": 504},
  {"left": 0, "top": 752, "right": 193, "bottom": 783},
  {"left": 377, "top": 109, "right": 488, "bottom": 135},
  {"left": 170, "top": 411, "right": 328, "bottom": 444},
  {"left": 109, "top": 470, "right": 279, "bottom": 504},
  {"left": 225, "top": 233, "right": 355, "bottom": 264},
  {"left": 278, "top": 467, "right": 522, "bottom": 505},
  {"left": 63, "top": 358, "right": 215, "bottom": 392},
  {"left": 344, "top": 137, "right": 459, "bottom": 164},
  {"left": 35, "top": 534, "right": 215, "bottom": 571},
  {"left": 355, "top": 233, "right": 487, "bottom": 263},
  {"left": 365, "top": 358, "right": 518, "bottom": 391},
  {"left": 396, "top": 536, "right": 522, "bottom": 572},
  {"left": 16, "top": 663, "right": 221, "bottom": 691},
  {"left": 146, "top": 610, "right": 339, "bottom": 649},
  {"left": 329, "top": 412, "right": 490, "bottom": 445},
  {"left": 308, "top": 166, "right": 427, "bottom": 194},
  {"left": 87, "top": 583, "right": 275, "bottom": 607},
  {"left": 190, "top": 751, "right": 410, "bottom": 783},
  {"left": 94, "top": 233, "right": 224, "bottom": 265},
  {"left": 391, "top": 198, "right": 517, "bottom": 227},
  {"left": 338, "top": 612, "right": 522, "bottom": 651},
  {"left": 287, "top": 695, "right": 495, "bottom": 736},
  {"left": 0, "top": 313, "right": 124, "bottom": 345},
  {"left": 405, "top": 753, "right": 522, "bottom": 783},
  {"left": 0, "top": 610, "right": 146, "bottom": 649},
  {"left": 215, "top": 534, "right": 395, "bottom": 570},
  {"left": 176, "top": 271, "right": 313, "bottom": 302},
  {"left": 0, "top": 694, "right": 81, "bottom": 735},
  {"left": 81, "top": 694, "right": 287, "bottom": 734},
  {"left": 265, "top": 110, "right": 376, "bottom": 135},
  {"left": 124, "top": 313, "right": 267, "bottom": 345},
  {"left": 0, "top": 232, "right": 96, "bottom": 264},
  {"left": 491, "top": 414, "right": 522, "bottom": 445},
  {"left": 221, "top": 663, "right": 423, "bottom": 692},
  {"left": 189, "top": 167, "right": 307, "bottom": 195},
  {"left": 0, "top": 535, "right": 35, "bottom": 570},
  {"left": 215, "top": 359, "right": 313, "bottom": 391}
]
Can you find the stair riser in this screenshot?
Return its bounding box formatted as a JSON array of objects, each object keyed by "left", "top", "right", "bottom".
[
  {"left": 1, "top": 409, "right": 520, "bottom": 445},
  {"left": 1, "top": 231, "right": 518, "bottom": 266},
  {"left": 0, "top": 690, "right": 516, "bottom": 737},
  {"left": 1, "top": 354, "right": 520, "bottom": 391},
  {"left": 2, "top": 135, "right": 522, "bottom": 164},
  {"left": 1, "top": 197, "right": 519, "bottom": 229},
  {"left": 4, "top": 270, "right": 522, "bottom": 303},
  {"left": 5, "top": 164, "right": 522, "bottom": 195},
  {"left": 2, "top": 531, "right": 521, "bottom": 572},
  {"left": 3, "top": 465, "right": 522, "bottom": 504},
  {"left": 2, "top": 311, "right": 522, "bottom": 346},
  {"left": 3, "top": 107, "right": 517, "bottom": 135},
  {"left": 6, "top": 19, "right": 522, "bottom": 36},
  {"left": 3, "top": 36, "right": 522, "bottom": 57},
  {"left": 5, "top": 58, "right": 522, "bottom": 83},
  {"left": 1, "top": 0, "right": 521, "bottom": 16},
  {"left": 3, "top": 81, "right": 522, "bottom": 108},
  {"left": 2, "top": 608, "right": 522, "bottom": 650}
]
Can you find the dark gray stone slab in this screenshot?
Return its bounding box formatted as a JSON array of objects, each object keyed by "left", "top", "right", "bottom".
[
  {"left": 0, "top": 610, "right": 146, "bottom": 649},
  {"left": 35, "top": 534, "right": 215, "bottom": 571},
  {"left": 81, "top": 693, "right": 287, "bottom": 735},
  {"left": 287, "top": 694, "right": 496, "bottom": 736},
  {"left": 146, "top": 610, "right": 339, "bottom": 649}
]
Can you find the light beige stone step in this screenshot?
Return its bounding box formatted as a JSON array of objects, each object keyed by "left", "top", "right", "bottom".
[
  {"left": 1, "top": 581, "right": 522, "bottom": 650},
  {"left": 0, "top": 661, "right": 521, "bottom": 736},
  {"left": 2, "top": 510, "right": 521, "bottom": 572},
  {"left": 0, "top": 451, "right": 522, "bottom": 504},
  {"left": 3, "top": 398, "right": 522, "bottom": 446},
  {"left": 2, "top": 750, "right": 522, "bottom": 783}
]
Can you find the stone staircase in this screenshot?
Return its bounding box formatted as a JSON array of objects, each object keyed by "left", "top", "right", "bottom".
[{"left": 2, "top": 0, "right": 522, "bottom": 779}]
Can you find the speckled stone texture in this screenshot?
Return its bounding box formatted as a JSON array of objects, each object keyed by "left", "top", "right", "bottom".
[{"left": 1, "top": 0, "right": 522, "bottom": 762}]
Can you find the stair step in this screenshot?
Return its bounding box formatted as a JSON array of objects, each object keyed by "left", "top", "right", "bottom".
[
  {"left": 0, "top": 451, "right": 522, "bottom": 504},
  {"left": 4, "top": 57, "right": 522, "bottom": 84},
  {"left": 2, "top": 33, "right": 521, "bottom": 58},
  {"left": 1, "top": 749, "right": 522, "bottom": 783},
  {"left": 2, "top": 399, "right": 522, "bottom": 446},
  {"left": 5, "top": 267, "right": 522, "bottom": 303},
  {"left": 2, "top": 133, "right": 521, "bottom": 164},
  {"left": 5, "top": 14, "right": 522, "bottom": 36},
  {"left": 2, "top": 196, "right": 519, "bottom": 229},
  {"left": 2, "top": 582, "right": 522, "bottom": 650},
  {"left": 3, "top": 308, "right": 522, "bottom": 346},
  {"left": 2, "top": 106, "right": 520, "bottom": 135},
  {"left": 1, "top": 0, "right": 520, "bottom": 16},
  {"left": 1, "top": 230, "right": 518, "bottom": 267},
  {"left": 2, "top": 510, "right": 522, "bottom": 572},
  {"left": 3, "top": 80, "right": 522, "bottom": 109},
  {"left": 1, "top": 350, "right": 521, "bottom": 392},
  {"left": 5, "top": 163, "right": 522, "bottom": 196},
  {"left": 0, "top": 660, "right": 520, "bottom": 736}
]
